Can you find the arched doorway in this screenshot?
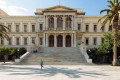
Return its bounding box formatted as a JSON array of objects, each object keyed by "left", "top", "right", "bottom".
[
  {"left": 49, "top": 35, "right": 54, "bottom": 47},
  {"left": 66, "top": 35, "right": 71, "bottom": 47},
  {"left": 57, "top": 35, "right": 63, "bottom": 47}
]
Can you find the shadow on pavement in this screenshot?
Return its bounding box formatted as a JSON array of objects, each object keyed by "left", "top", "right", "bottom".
[{"left": 0, "top": 65, "right": 108, "bottom": 78}]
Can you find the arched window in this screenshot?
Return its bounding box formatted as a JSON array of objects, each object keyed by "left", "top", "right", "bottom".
[
  {"left": 49, "top": 17, "right": 54, "bottom": 29},
  {"left": 57, "top": 17, "right": 63, "bottom": 29},
  {"left": 66, "top": 17, "right": 72, "bottom": 28}
]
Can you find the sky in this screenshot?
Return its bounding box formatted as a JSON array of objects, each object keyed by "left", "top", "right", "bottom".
[{"left": 0, "top": 0, "right": 109, "bottom": 16}]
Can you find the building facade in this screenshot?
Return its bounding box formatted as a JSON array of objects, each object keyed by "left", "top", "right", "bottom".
[{"left": 0, "top": 5, "right": 113, "bottom": 49}]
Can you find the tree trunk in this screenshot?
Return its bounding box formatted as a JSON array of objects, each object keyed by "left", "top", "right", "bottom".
[{"left": 113, "top": 22, "right": 118, "bottom": 66}]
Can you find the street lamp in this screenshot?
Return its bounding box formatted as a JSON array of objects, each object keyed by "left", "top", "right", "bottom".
[{"left": 17, "top": 49, "right": 19, "bottom": 59}]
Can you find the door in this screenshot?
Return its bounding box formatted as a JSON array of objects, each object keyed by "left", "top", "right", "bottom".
[
  {"left": 57, "top": 35, "right": 63, "bottom": 47},
  {"left": 49, "top": 35, "right": 54, "bottom": 47},
  {"left": 66, "top": 35, "right": 71, "bottom": 47}
]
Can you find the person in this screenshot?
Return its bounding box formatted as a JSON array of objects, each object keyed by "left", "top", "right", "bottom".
[{"left": 40, "top": 59, "right": 43, "bottom": 69}]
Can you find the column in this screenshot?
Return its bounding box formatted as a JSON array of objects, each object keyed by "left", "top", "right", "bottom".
[
  {"left": 54, "top": 16, "right": 57, "bottom": 30},
  {"left": 74, "top": 33, "right": 76, "bottom": 47},
  {"left": 21, "top": 36, "right": 23, "bottom": 45},
  {"left": 98, "top": 36, "right": 101, "bottom": 45},
  {"left": 43, "top": 16, "right": 45, "bottom": 30},
  {"left": 43, "top": 33, "right": 46, "bottom": 47},
  {"left": 72, "top": 16, "right": 74, "bottom": 30},
  {"left": 13, "top": 36, "right": 15, "bottom": 45},
  {"left": 28, "top": 22, "right": 31, "bottom": 32},
  {"left": 71, "top": 34, "right": 74, "bottom": 47},
  {"left": 12, "top": 22, "right": 15, "bottom": 32},
  {"left": 5, "top": 39, "right": 7, "bottom": 45},
  {"left": 63, "top": 16, "right": 65, "bottom": 30},
  {"left": 46, "top": 16, "right": 48, "bottom": 30},
  {"left": 63, "top": 34, "right": 65, "bottom": 47},
  {"left": 4, "top": 22, "right": 7, "bottom": 26},
  {"left": 46, "top": 33, "right": 48, "bottom": 47},
  {"left": 90, "top": 36, "right": 92, "bottom": 45},
  {"left": 54, "top": 34, "right": 57, "bottom": 47},
  {"left": 28, "top": 36, "right": 31, "bottom": 45},
  {"left": 36, "top": 36, "right": 39, "bottom": 46},
  {"left": 20, "top": 22, "right": 22, "bottom": 32},
  {"left": 74, "top": 15, "right": 77, "bottom": 30}
]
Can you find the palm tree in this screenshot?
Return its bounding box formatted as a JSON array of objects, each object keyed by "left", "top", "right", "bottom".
[
  {"left": 98, "top": 0, "right": 120, "bottom": 66},
  {"left": 0, "top": 24, "right": 9, "bottom": 42}
]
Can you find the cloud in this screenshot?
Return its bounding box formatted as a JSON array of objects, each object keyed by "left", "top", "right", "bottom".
[{"left": 0, "top": 0, "right": 29, "bottom": 15}]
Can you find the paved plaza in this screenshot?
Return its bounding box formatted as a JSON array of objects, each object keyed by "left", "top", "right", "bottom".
[{"left": 0, "top": 64, "right": 120, "bottom": 80}]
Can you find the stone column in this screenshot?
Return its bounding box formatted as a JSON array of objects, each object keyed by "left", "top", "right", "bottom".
[
  {"left": 98, "top": 36, "right": 101, "bottom": 45},
  {"left": 54, "top": 34, "right": 57, "bottom": 47},
  {"left": 46, "top": 33, "right": 48, "bottom": 47},
  {"left": 54, "top": 16, "right": 57, "bottom": 30},
  {"left": 72, "top": 16, "right": 74, "bottom": 30},
  {"left": 90, "top": 36, "right": 92, "bottom": 45},
  {"left": 74, "top": 33, "right": 76, "bottom": 47},
  {"left": 36, "top": 36, "right": 39, "bottom": 46},
  {"left": 20, "top": 22, "right": 22, "bottom": 32},
  {"left": 5, "top": 39, "right": 7, "bottom": 45},
  {"left": 63, "top": 34, "right": 65, "bottom": 47},
  {"left": 12, "top": 22, "right": 15, "bottom": 32},
  {"left": 71, "top": 34, "right": 74, "bottom": 47},
  {"left": 46, "top": 16, "right": 48, "bottom": 30},
  {"left": 43, "top": 33, "right": 46, "bottom": 47},
  {"left": 21, "top": 36, "right": 23, "bottom": 45},
  {"left": 63, "top": 16, "right": 65, "bottom": 30},
  {"left": 13, "top": 36, "right": 15, "bottom": 45},
  {"left": 28, "top": 22, "right": 31, "bottom": 32},
  {"left": 28, "top": 36, "right": 31, "bottom": 45},
  {"left": 43, "top": 16, "right": 46, "bottom": 30}
]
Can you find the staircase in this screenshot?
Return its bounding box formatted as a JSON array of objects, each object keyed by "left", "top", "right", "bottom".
[{"left": 21, "top": 47, "right": 87, "bottom": 65}]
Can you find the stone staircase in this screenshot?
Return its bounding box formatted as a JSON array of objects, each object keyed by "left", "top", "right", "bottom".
[{"left": 21, "top": 47, "right": 87, "bottom": 65}]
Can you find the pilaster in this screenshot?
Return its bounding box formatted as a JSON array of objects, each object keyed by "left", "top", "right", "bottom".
[
  {"left": 29, "top": 36, "right": 31, "bottom": 45},
  {"left": 63, "top": 34, "right": 65, "bottom": 47},
  {"left": 63, "top": 16, "right": 65, "bottom": 30},
  {"left": 54, "top": 34, "right": 57, "bottom": 47},
  {"left": 21, "top": 36, "right": 23, "bottom": 45}
]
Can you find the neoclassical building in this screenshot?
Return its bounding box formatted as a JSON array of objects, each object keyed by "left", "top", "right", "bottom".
[{"left": 0, "top": 5, "right": 114, "bottom": 49}]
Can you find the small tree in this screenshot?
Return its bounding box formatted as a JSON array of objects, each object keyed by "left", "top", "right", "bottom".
[{"left": 0, "top": 47, "right": 11, "bottom": 63}]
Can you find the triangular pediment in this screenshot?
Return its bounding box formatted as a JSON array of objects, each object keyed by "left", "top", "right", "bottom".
[
  {"left": 44, "top": 5, "right": 76, "bottom": 11},
  {"left": 0, "top": 9, "right": 8, "bottom": 16}
]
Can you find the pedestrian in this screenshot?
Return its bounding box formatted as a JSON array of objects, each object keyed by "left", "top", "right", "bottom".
[{"left": 40, "top": 59, "right": 43, "bottom": 69}]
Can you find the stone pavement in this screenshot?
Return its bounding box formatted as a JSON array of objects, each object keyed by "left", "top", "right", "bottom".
[{"left": 0, "top": 64, "right": 120, "bottom": 80}]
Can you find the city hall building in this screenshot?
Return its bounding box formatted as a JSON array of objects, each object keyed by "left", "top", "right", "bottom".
[{"left": 0, "top": 5, "right": 113, "bottom": 49}]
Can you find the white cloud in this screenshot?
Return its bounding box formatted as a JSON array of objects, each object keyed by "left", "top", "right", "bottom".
[{"left": 0, "top": 0, "right": 29, "bottom": 15}]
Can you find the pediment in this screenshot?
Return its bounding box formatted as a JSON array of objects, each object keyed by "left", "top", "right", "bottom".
[
  {"left": 0, "top": 9, "right": 8, "bottom": 16},
  {"left": 44, "top": 5, "right": 76, "bottom": 11}
]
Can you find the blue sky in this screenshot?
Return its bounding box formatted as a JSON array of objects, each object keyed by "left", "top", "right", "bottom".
[{"left": 0, "top": 0, "right": 109, "bottom": 15}]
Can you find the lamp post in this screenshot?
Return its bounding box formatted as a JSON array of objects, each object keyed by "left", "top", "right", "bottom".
[{"left": 17, "top": 49, "right": 19, "bottom": 59}]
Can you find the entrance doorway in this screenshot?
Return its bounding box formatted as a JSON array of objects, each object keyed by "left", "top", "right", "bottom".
[
  {"left": 66, "top": 35, "right": 71, "bottom": 47},
  {"left": 49, "top": 35, "right": 54, "bottom": 47},
  {"left": 57, "top": 35, "right": 63, "bottom": 47}
]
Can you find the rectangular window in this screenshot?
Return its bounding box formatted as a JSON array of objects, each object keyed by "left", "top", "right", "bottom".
[
  {"left": 24, "top": 25, "right": 27, "bottom": 32},
  {"left": 101, "top": 38, "right": 104, "bottom": 43},
  {"left": 32, "top": 37, "right": 36, "bottom": 44},
  {"left": 40, "top": 24, "right": 43, "bottom": 31},
  {"left": 40, "top": 38, "right": 42, "bottom": 45},
  {"left": 86, "top": 24, "right": 89, "bottom": 32},
  {"left": 32, "top": 24, "right": 35, "bottom": 32},
  {"left": 94, "top": 25, "right": 97, "bottom": 32},
  {"left": 24, "top": 38, "right": 27, "bottom": 45},
  {"left": 16, "top": 25, "right": 19, "bottom": 32},
  {"left": 101, "top": 26, "right": 105, "bottom": 32},
  {"left": 93, "top": 38, "right": 97, "bottom": 45},
  {"left": 78, "top": 24, "right": 81, "bottom": 31},
  {"left": 8, "top": 24, "right": 11, "bottom": 32},
  {"left": 1, "top": 39, "right": 4, "bottom": 45},
  {"left": 85, "top": 38, "right": 89, "bottom": 45},
  {"left": 9, "top": 38, "right": 12, "bottom": 45},
  {"left": 16, "top": 38, "right": 20, "bottom": 45}
]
